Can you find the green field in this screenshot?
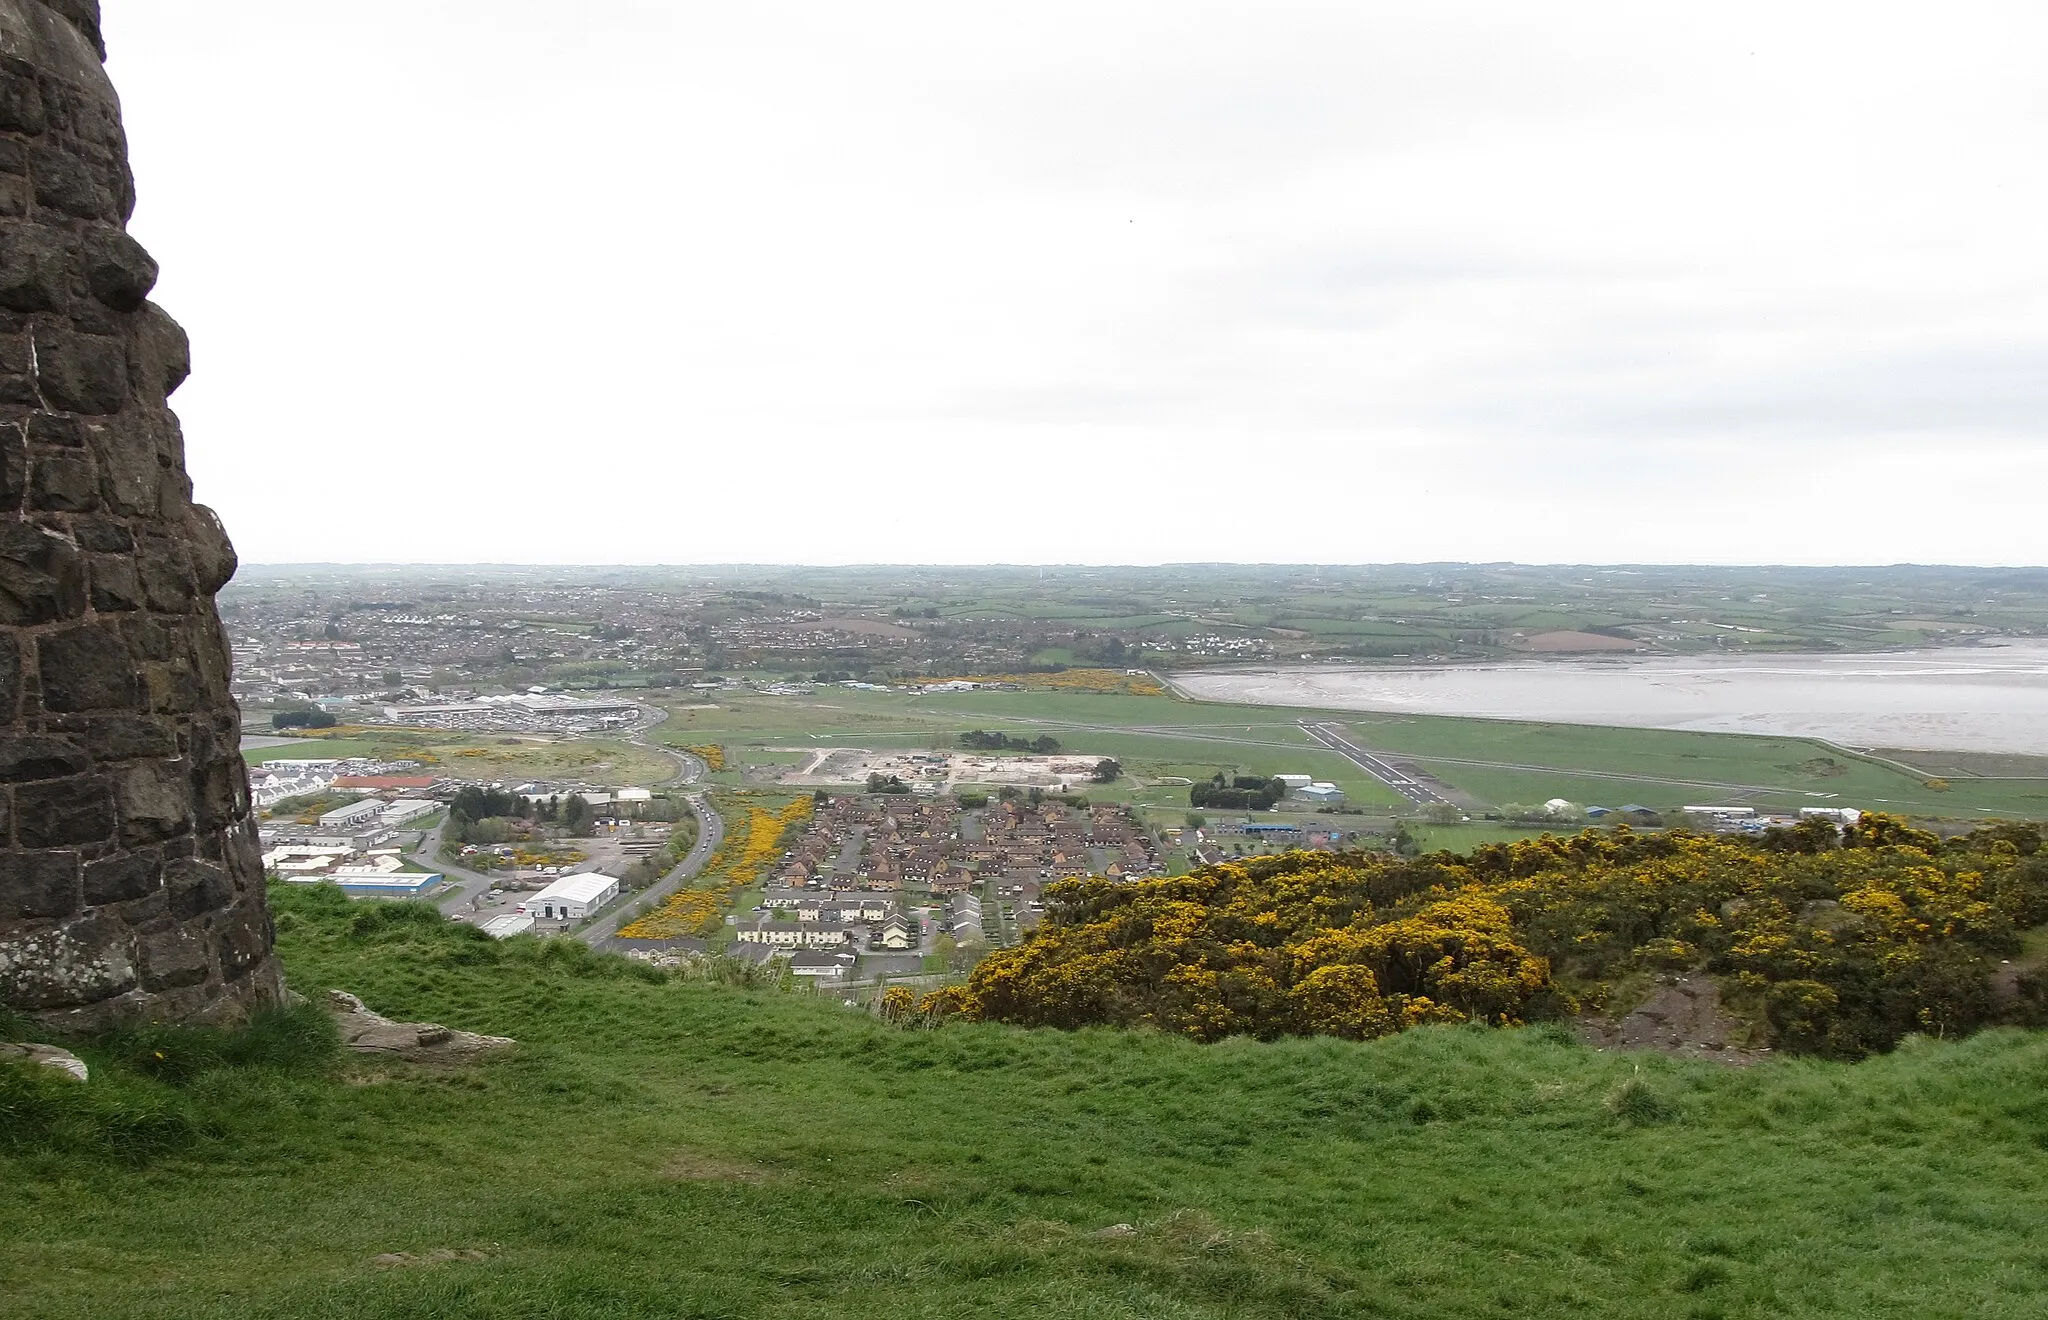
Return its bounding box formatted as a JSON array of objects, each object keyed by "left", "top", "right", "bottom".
[
  {"left": 653, "top": 686, "right": 2048, "bottom": 825},
  {"left": 6, "top": 887, "right": 2048, "bottom": 1319}
]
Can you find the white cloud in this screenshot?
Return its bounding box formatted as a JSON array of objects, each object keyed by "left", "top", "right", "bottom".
[{"left": 105, "top": 0, "right": 2048, "bottom": 566}]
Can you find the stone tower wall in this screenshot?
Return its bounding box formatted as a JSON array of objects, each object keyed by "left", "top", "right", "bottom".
[{"left": 0, "top": 0, "right": 281, "bottom": 1028}]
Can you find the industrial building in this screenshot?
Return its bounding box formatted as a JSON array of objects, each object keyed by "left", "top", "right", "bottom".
[{"left": 516, "top": 872, "right": 621, "bottom": 922}]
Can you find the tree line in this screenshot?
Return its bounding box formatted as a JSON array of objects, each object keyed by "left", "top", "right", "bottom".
[
  {"left": 960, "top": 730, "right": 1062, "bottom": 754},
  {"left": 1189, "top": 773, "right": 1286, "bottom": 811}
]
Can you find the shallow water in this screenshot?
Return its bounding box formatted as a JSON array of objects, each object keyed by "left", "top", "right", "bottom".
[{"left": 1171, "top": 643, "right": 2048, "bottom": 754}]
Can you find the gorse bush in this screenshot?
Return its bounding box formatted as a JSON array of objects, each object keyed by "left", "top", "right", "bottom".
[{"left": 948, "top": 816, "right": 2048, "bottom": 1057}]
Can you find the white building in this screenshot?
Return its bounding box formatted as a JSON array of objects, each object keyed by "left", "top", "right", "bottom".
[
  {"left": 1298, "top": 783, "right": 1345, "bottom": 804},
  {"left": 382, "top": 799, "right": 439, "bottom": 827},
  {"left": 789, "top": 950, "right": 852, "bottom": 980},
  {"left": 1275, "top": 774, "right": 1313, "bottom": 792},
  {"left": 318, "top": 798, "right": 386, "bottom": 830},
  {"left": 516, "top": 872, "right": 621, "bottom": 921},
  {"left": 481, "top": 913, "right": 537, "bottom": 939},
  {"left": 735, "top": 916, "right": 850, "bottom": 947}
]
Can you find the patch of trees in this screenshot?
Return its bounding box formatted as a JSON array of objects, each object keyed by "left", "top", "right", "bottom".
[
  {"left": 934, "top": 816, "right": 2048, "bottom": 1057},
  {"left": 271, "top": 710, "right": 338, "bottom": 730},
  {"left": 959, "top": 731, "right": 1062, "bottom": 754},
  {"left": 1189, "top": 773, "right": 1285, "bottom": 811},
  {"left": 446, "top": 787, "right": 595, "bottom": 841},
  {"left": 867, "top": 773, "right": 911, "bottom": 795},
  {"left": 1092, "top": 759, "right": 1122, "bottom": 783}
]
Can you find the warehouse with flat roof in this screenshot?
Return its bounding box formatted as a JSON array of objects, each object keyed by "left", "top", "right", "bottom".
[{"left": 516, "top": 872, "right": 620, "bottom": 922}]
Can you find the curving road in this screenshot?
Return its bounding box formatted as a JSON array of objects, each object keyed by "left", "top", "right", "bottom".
[
  {"left": 418, "top": 697, "right": 724, "bottom": 942},
  {"left": 577, "top": 698, "right": 720, "bottom": 949}
]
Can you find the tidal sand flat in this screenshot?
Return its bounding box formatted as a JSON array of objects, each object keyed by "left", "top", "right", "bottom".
[{"left": 1172, "top": 643, "right": 2048, "bottom": 755}]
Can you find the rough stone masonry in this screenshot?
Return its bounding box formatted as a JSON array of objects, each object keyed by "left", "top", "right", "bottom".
[{"left": 0, "top": 0, "right": 281, "bottom": 1028}]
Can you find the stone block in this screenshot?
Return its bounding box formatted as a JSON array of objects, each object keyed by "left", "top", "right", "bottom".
[
  {"left": 45, "top": 1, "right": 107, "bottom": 62},
  {"left": 83, "top": 848, "right": 161, "bottom": 905},
  {"left": 0, "top": 521, "right": 85, "bottom": 625},
  {"left": 0, "top": 732, "right": 88, "bottom": 782},
  {"left": 0, "top": 174, "right": 27, "bottom": 217},
  {"left": 0, "top": 139, "right": 23, "bottom": 175},
  {"left": 137, "top": 920, "right": 211, "bottom": 991},
  {"left": 0, "top": 59, "right": 48, "bottom": 135},
  {"left": 164, "top": 857, "right": 230, "bottom": 921},
  {"left": 37, "top": 620, "right": 135, "bottom": 711},
  {"left": 132, "top": 303, "right": 190, "bottom": 397},
  {"left": 191, "top": 755, "right": 242, "bottom": 830},
  {"left": 86, "top": 550, "right": 140, "bottom": 611},
  {"left": 48, "top": 712, "right": 175, "bottom": 761},
  {"left": 215, "top": 897, "right": 271, "bottom": 976},
  {"left": 32, "top": 325, "right": 128, "bottom": 414},
  {"left": 70, "top": 514, "right": 133, "bottom": 552},
  {"left": 0, "top": 226, "right": 67, "bottom": 313},
  {"left": 28, "top": 413, "right": 86, "bottom": 447},
  {"left": 82, "top": 227, "right": 156, "bottom": 311},
  {"left": 116, "top": 759, "right": 190, "bottom": 846},
  {"left": 0, "top": 421, "right": 21, "bottom": 509},
  {"left": 15, "top": 773, "right": 114, "bottom": 847},
  {"left": 1, "top": 849, "right": 79, "bottom": 919},
  {"left": 187, "top": 504, "right": 237, "bottom": 594},
  {"left": 95, "top": 419, "right": 160, "bottom": 514},
  {"left": 30, "top": 449, "right": 97, "bottom": 510},
  {"left": 136, "top": 536, "right": 197, "bottom": 611},
  {"left": 28, "top": 142, "right": 116, "bottom": 221},
  {"left": 0, "top": 633, "right": 17, "bottom": 721},
  {"left": 0, "top": 912, "right": 137, "bottom": 1009}
]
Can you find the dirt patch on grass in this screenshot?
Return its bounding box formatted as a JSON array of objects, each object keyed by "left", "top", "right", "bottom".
[
  {"left": 660, "top": 1149, "right": 776, "bottom": 1183},
  {"left": 371, "top": 1246, "right": 498, "bottom": 1268}
]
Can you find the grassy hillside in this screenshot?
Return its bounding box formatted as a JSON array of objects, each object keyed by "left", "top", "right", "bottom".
[{"left": 5, "top": 887, "right": 2048, "bottom": 1319}]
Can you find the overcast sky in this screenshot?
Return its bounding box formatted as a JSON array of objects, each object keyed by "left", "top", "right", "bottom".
[{"left": 106, "top": 2, "right": 2046, "bottom": 567}]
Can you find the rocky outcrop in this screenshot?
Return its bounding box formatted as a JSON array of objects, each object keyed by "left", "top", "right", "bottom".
[
  {"left": 326, "top": 990, "right": 515, "bottom": 1063},
  {"left": 0, "top": 1, "right": 281, "bottom": 1029},
  {"left": 1577, "top": 975, "right": 1767, "bottom": 1066},
  {"left": 0, "top": 1038, "right": 86, "bottom": 1079}
]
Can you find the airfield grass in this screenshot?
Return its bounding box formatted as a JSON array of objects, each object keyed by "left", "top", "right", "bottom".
[
  {"left": 6, "top": 887, "right": 2048, "bottom": 1319},
  {"left": 648, "top": 687, "right": 2048, "bottom": 823}
]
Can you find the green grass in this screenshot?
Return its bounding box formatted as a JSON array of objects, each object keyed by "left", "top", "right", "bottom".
[
  {"left": 649, "top": 686, "right": 2048, "bottom": 823},
  {"left": 6, "top": 889, "right": 2048, "bottom": 1318}
]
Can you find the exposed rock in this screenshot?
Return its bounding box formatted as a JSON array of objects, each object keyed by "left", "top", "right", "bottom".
[
  {"left": 0, "top": 1, "right": 281, "bottom": 1030},
  {"left": 1577, "top": 975, "right": 1767, "bottom": 1066},
  {"left": 326, "top": 990, "right": 515, "bottom": 1063},
  {"left": 0, "top": 1039, "right": 87, "bottom": 1080}
]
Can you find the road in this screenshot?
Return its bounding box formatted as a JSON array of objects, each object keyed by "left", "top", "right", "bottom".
[
  {"left": 418, "top": 697, "right": 723, "bottom": 941},
  {"left": 577, "top": 699, "right": 718, "bottom": 949},
  {"left": 427, "top": 816, "right": 506, "bottom": 916},
  {"left": 1298, "top": 721, "right": 1453, "bottom": 807},
  {"left": 578, "top": 794, "right": 721, "bottom": 948}
]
